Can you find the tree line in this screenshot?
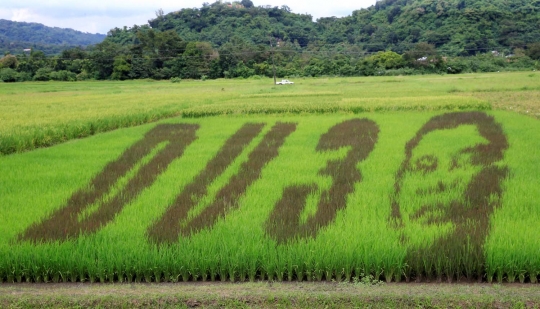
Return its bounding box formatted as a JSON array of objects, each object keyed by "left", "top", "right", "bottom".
[{"left": 1, "top": 0, "right": 540, "bottom": 82}]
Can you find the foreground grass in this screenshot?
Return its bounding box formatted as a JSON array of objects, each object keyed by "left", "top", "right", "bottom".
[
  {"left": 1, "top": 282, "right": 540, "bottom": 308},
  {"left": 1, "top": 72, "right": 539, "bottom": 155}
]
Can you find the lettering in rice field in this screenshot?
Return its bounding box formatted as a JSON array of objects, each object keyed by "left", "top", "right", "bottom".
[
  {"left": 265, "top": 118, "right": 379, "bottom": 243},
  {"left": 147, "top": 122, "right": 266, "bottom": 244},
  {"left": 20, "top": 124, "right": 199, "bottom": 242},
  {"left": 158, "top": 122, "right": 297, "bottom": 241},
  {"left": 389, "top": 111, "right": 509, "bottom": 282},
  {"left": 18, "top": 112, "right": 508, "bottom": 255}
]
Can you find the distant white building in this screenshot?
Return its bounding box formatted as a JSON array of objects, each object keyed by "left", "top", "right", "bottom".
[{"left": 23, "top": 49, "right": 31, "bottom": 52}]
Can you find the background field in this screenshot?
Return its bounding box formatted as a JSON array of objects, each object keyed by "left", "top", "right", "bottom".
[
  {"left": 1, "top": 111, "right": 539, "bottom": 284},
  {"left": 1, "top": 71, "right": 539, "bottom": 155}
]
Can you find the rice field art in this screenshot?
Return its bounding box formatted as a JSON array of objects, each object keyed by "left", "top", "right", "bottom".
[{"left": 1, "top": 111, "right": 539, "bottom": 284}]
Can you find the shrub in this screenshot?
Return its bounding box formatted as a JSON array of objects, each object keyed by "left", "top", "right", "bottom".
[
  {"left": 446, "top": 58, "right": 470, "bottom": 74},
  {"left": 170, "top": 77, "right": 182, "bottom": 83},
  {"left": 0, "top": 68, "right": 18, "bottom": 82},
  {"left": 17, "top": 72, "right": 33, "bottom": 82},
  {"left": 50, "top": 70, "right": 77, "bottom": 81},
  {"left": 33, "top": 67, "right": 53, "bottom": 81},
  {"left": 77, "top": 71, "right": 91, "bottom": 81},
  {"left": 384, "top": 68, "right": 416, "bottom": 76}
]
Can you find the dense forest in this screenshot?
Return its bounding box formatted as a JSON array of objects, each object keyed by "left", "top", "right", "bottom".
[
  {"left": 1, "top": 0, "right": 540, "bottom": 82},
  {"left": 0, "top": 19, "right": 105, "bottom": 55},
  {"left": 142, "top": 0, "right": 540, "bottom": 55}
]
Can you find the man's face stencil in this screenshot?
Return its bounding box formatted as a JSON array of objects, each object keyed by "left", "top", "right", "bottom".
[
  {"left": 390, "top": 111, "right": 509, "bottom": 252},
  {"left": 396, "top": 125, "right": 487, "bottom": 248}
]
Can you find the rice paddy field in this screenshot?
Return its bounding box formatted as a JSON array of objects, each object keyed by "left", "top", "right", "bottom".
[
  {"left": 1, "top": 71, "right": 539, "bottom": 155},
  {"left": 1, "top": 72, "right": 540, "bottom": 294}
]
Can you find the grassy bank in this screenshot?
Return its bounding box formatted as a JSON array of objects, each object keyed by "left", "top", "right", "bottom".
[{"left": 1, "top": 282, "right": 539, "bottom": 308}]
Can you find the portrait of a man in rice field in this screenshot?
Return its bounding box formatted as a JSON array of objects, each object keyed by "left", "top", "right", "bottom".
[{"left": 390, "top": 111, "right": 509, "bottom": 282}]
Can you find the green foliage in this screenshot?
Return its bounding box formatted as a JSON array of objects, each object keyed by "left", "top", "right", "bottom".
[
  {"left": 111, "top": 56, "right": 131, "bottom": 80},
  {"left": 16, "top": 72, "right": 32, "bottom": 82},
  {"left": 2, "top": 1, "right": 540, "bottom": 81},
  {"left": 170, "top": 77, "right": 182, "bottom": 83},
  {"left": 367, "top": 51, "right": 404, "bottom": 69},
  {"left": 528, "top": 43, "right": 540, "bottom": 60},
  {"left": 140, "top": 0, "right": 540, "bottom": 58},
  {"left": 0, "top": 68, "right": 18, "bottom": 82},
  {"left": 0, "top": 54, "right": 18, "bottom": 69},
  {"left": 32, "top": 67, "right": 53, "bottom": 81},
  {"left": 0, "top": 20, "right": 105, "bottom": 56},
  {"left": 76, "top": 71, "right": 92, "bottom": 81},
  {"left": 349, "top": 273, "right": 385, "bottom": 287},
  {"left": 50, "top": 70, "right": 77, "bottom": 81}
]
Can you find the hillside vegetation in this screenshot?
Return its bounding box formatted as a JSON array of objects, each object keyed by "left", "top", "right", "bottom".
[
  {"left": 0, "top": 19, "right": 105, "bottom": 55},
  {"left": 1, "top": 0, "right": 540, "bottom": 81},
  {"left": 139, "top": 0, "right": 540, "bottom": 55}
]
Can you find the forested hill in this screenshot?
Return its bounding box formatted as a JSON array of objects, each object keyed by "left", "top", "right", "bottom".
[
  {"left": 0, "top": 19, "right": 106, "bottom": 55},
  {"left": 340, "top": 0, "right": 540, "bottom": 55},
  {"left": 2, "top": 0, "right": 539, "bottom": 82},
  {"left": 108, "top": 0, "right": 540, "bottom": 56}
]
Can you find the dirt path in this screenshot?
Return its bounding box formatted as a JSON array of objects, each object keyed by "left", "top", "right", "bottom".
[{"left": 2, "top": 281, "right": 539, "bottom": 308}]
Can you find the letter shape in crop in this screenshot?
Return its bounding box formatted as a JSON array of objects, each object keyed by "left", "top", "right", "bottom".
[
  {"left": 265, "top": 118, "right": 379, "bottom": 243},
  {"left": 149, "top": 122, "right": 297, "bottom": 244},
  {"left": 19, "top": 124, "right": 199, "bottom": 243}
]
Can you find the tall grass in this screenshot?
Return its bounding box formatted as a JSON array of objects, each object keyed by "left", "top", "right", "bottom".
[
  {"left": 2, "top": 72, "right": 539, "bottom": 155},
  {"left": 181, "top": 96, "right": 490, "bottom": 118},
  {"left": 1, "top": 111, "right": 539, "bottom": 283}
]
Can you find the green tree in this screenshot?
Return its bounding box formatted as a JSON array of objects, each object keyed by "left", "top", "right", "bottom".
[
  {"left": 89, "top": 40, "right": 125, "bottom": 79},
  {"left": 132, "top": 29, "right": 186, "bottom": 79},
  {"left": 0, "top": 68, "right": 18, "bottom": 82},
  {"left": 241, "top": 0, "right": 254, "bottom": 8},
  {"left": 527, "top": 42, "right": 540, "bottom": 60},
  {"left": 368, "top": 51, "right": 404, "bottom": 69},
  {"left": 33, "top": 67, "right": 53, "bottom": 81},
  {"left": 0, "top": 55, "right": 18, "bottom": 69},
  {"left": 403, "top": 42, "right": 442, "bottom": 70},
  {"left": 181, "top": 42, "right": 216, "bottom": 78},
  {"left": 16, "top": 50, "right": 48, "bottom": 76},
  {"left": 50, "top": 70, "right": 77, "bottom": 81},
  {"left": 111, "top": 56, "right": 131, "bottom": 80}
]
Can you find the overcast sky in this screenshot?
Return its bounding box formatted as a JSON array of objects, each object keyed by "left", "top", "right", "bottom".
[{"left": 0, "top": 0, "right": 377, "bottom": 35}]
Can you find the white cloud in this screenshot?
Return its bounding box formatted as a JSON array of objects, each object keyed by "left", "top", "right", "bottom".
[{"left": 11, "top": 8, "right": 35, "bottom": 22}]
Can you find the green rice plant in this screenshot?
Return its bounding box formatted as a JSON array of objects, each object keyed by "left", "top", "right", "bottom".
[{"left": 0, "top": 111, "right": 539, "bottom": 283}]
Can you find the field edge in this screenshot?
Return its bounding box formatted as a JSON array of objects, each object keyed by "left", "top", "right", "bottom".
[{"left": 1, "top": 282, "right": 539, "bottom": 308}]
